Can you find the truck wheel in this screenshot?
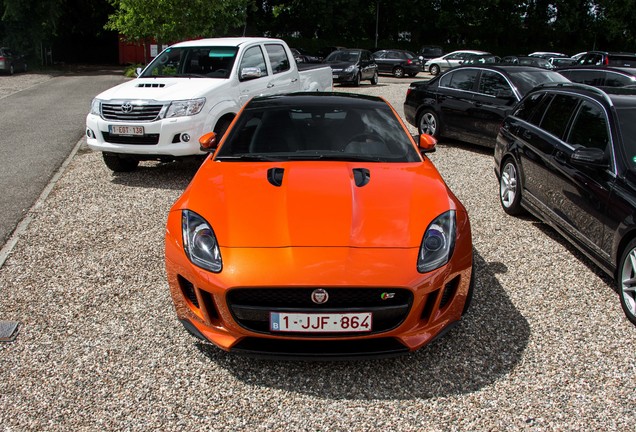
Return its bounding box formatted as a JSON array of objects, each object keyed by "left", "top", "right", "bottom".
[{"left": 102, "top": 152, "right": 139, "bottom": 172}]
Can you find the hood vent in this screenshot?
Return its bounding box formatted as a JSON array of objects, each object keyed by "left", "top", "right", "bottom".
[
  {"left": 353, "top": 168, "right": 370, "bottom": 187},
  {"left": 136, "top": 83, "right": 165, "bottom": 88},
  {"left": 267, "top": 167, "right": 285, "bottom": 187}
]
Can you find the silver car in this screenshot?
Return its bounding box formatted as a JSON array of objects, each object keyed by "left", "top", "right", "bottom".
[
  {"left": 0, "top": 47, "right": 27, "bottom": 75},
  {"left": 424, "top": 50, "right": 489, "bottom": 75}
]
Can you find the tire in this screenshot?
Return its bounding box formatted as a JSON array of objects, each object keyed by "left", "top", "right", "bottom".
[
  {"left": 214, "top": 118, "right": 232, "bottom": 141},
  {"left": 102, "top": 152, "right": 139, "bottom": 172},
  {"left": 618, "top": 239, "right": 636, "bottom": 325},
  {"left": 352, "top": 72, "right": 361, "bottom": 87},
  {"left": 393, "top": 66, "right": 404, "bottom": 78},
  {"left": 499, "top": 158, "right": 523, "bottom": 215},
  {"left": 370, "top": 70, "right": 378, "bottom": 85},
  {"left": 9, "top": 64, "right": 14, "bottom": 75},
  {"left": 417, "top": 109, "right": 440, "bottom": 137},
  {"left": 429, "top": 64, "right": 440, "bottom": 75}
]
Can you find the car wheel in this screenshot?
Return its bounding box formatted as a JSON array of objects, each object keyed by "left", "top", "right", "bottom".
[
  {"left": 393, "top": 66, "right": 404, "bottom": 78},
  {"left": 352, "top": 72, "right": 361, "bottom": 87},
  {"left": 499, "top": 158, "right": 523, "bottom": 215},
  {"left": 618, "top": 239, "right": 636, "bottom": 325},
  {"left": 214, "top": 117, "right": 232, "bottom": 141},
  {"left": 370, "top": 71, "right": 379, "bottom": 85},
  {"left": 417, "top": 109, "right": 440, "bottom": 137},
  {"left": 102, "top": 152, "right": 140, "bottom": 172},
  {"left": 429, "top": 64, "right": 440, "bottom": 75},
  {"left": 9, "top": 64, "right": 14, "bottom": 75}
]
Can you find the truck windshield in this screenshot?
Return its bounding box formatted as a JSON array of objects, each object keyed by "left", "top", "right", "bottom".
[{"left": 140, "top": 46, "right": 238, "bottom": 79}]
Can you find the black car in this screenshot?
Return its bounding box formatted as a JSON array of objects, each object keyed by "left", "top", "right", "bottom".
[
  {"left": 576, "top": 51, "right": 636, "bottom": 67},
  {"left": 557, "top": 66, "right": 636, "bottom": 87},
  {"left": 418, "top": 45, "right": 444, "bottom": 62},
  {"left": 403, "top": 65, "right": 569, "bottom": 147},
  {"left": 324, "top": 49, "right": 379, "bottom": 86},
  {"left": 0, "top": 47, "right": 27, "bottom": 75},
  {"left": 373, "top": 49, "right": 421, "bottom": 77},
  {"left": 494, "top": 83, "right": 636, "bottom": 325}
]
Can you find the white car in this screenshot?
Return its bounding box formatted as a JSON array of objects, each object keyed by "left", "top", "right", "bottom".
[
  {"left": 86, "top": 37, "right": 333, "bottom": 172},
  {"left": 424, "top": 50, "right": 490, "bottom": 75}
]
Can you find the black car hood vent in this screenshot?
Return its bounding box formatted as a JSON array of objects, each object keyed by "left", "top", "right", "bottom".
[
  {"left": 136, "top": 83, "right": 166, "bottom": 88},
  {"left": 267, "top": 167, "right": 285, "bottom": 187},
  {"left": 353, "top": 168, "right": 371, "bottom": 187}
]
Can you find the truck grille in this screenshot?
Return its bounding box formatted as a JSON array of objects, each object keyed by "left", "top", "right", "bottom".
[
  {"left": 226, "top": 287, "right": 413, "bottom": 336},
  {"left": 101, "top": 102, "right": 164, "bottom": 122}
]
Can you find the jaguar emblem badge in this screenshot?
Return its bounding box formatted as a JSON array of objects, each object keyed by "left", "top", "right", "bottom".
[
  {"left": 121, "top": 102, "right": 133, "bottom": 113},
  {"left": 311, "top": 288, "right": 329, "bottom": 304}
]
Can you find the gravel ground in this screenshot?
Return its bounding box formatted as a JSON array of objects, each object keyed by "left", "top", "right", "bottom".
[{"left": 0, "top": 73, "right": 634, "bottom": 431}]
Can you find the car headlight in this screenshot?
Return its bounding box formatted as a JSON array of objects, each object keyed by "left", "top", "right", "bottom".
[
  {"left": 417, "top": 210, "right": 456, "bottom": 273},
  {"left": 90, "top": 98, "right": 102, "bottom": 116},
  {"left": 345, "top": 65, "right": 356, "bottom": 73},
  {"left": 182, "top": 210, "right": 222, "bottom": 273},
  {"left": 165, "top": 97, "right": 206, "bottom": 118}
]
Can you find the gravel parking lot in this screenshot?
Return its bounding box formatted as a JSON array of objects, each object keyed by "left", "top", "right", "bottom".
[{"left": 0, "top": 72, "right": 634, "bottom": 431}]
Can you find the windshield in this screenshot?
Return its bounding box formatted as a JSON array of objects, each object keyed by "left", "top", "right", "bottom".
[
  {"left": 140, "top": 46, "right": 238, "bottom": 78},
  {"left": 215, "top": 104, "right": 420, "bottom": 163},
  {"left": 616, "top": 107, "right": 636, "bottom": 167},
  {"left": 325, "top": 50, "right": 361, "bottom": 63},
  {"left": 508, "top": 70, "right": 570, "bottom": 95}
]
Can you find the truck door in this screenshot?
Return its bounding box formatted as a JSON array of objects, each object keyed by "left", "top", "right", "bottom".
[
  {"left": 263, "top": 43, "right": 299, "bottom": 94},
  {"left": 237, "top": 45, "right": 271, "bottom": 105}
]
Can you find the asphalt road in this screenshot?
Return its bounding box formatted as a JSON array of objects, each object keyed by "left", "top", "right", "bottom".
[{"left": 0, "top": 70, "right": 127, "bottom": 246}]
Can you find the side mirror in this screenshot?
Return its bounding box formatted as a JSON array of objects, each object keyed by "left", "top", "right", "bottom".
[
  {"left": 199, "top": 132, "right": 219, "bottom": 152},
  {"left": 135, "top": 67, "right": 142, "bottom": 77},
  {"left": 570, "top": 147, "right": 608, "bottom": 169},
  {"left": 240, "top": 67, "right": 262, "bottom": 81},
  {"left": 418, "top": 133, "right": 437, "bottom": 153}
]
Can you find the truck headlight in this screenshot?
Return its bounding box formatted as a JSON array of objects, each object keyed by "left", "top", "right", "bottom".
[
  {"left": 165, "top": 97, "right": 206, "bottom": 118},
  {"left": 417, "top": 210, "right": 456, "bottom": 273},
  {"left": 182, "top": 210, "right": 222, "bottom": 273},
  {"left": 90, "top": 98, "right": 102, "bottom": 116}
]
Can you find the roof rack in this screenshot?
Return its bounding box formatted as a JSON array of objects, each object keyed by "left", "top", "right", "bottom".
[{"left": 535, "top": 82, "right": 613, "bottom": 106}]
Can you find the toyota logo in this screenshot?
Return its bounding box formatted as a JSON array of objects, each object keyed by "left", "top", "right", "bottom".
[
  {"left": 121, "top": 102, "right": 133, "bottom": 113},
  {"left": 311, "top": 288, "right": 329, "bottom": 304}
]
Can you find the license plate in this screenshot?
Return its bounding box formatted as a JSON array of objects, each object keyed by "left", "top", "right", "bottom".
[
  {"left": 109, "top": 125, "right": 144, "bottom": 136},
  {"left": 270, "top": 312, "right": 372, "bottom": 333},
  {"left": 332, "top": 74, "right": 338, "bottom": 79}
]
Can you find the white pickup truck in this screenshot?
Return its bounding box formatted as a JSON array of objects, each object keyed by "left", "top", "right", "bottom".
[{"left": 86, "top": 37, "right": 333, "bottom": 171}]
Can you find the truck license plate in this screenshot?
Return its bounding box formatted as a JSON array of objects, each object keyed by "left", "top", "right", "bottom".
[
  {"left": 109, "top": 125, "right": 144, "bottom": 136},
  {"left": 270, "top": 312, "right": 372, "bottom": 333}
]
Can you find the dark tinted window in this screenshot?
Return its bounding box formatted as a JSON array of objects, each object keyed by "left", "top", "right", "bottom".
[
  {"left": 479, "top": 71, "right": 513, "bottom": 97},
  {"left": 567, "top": 101, "right": 609, "bottom": 151},
  {"left": 239, "top": 46, "right": 268, "bottom": 79},
  {"left": 445, "top": 69, "right": 478, "bottom": 91},
  {"left": 560, "top": 70, "right": 605, "bottom": 86},
  {"left": 540, "top": 94, "right": 580, "bottom": 139},
  {"left": 507, "top": 70, "right": 569, "bottom": 95},
  {"left": 616, "top": 107, "right": 636, "bottom": 167},
  {"left": 265, "top": 44, "right": 290, "bottom": 74},
  {"left": 608, "top": 56, "right": 636, "bottom": 67},
  {"left": 605, "top": 72, "right": 636, "bottom": 87},
  {"left": 513, "top": 92, "right": 550, "bottom": 124},
  {"left": 580, "top": 53, "right": 603, "bottom": 65}
]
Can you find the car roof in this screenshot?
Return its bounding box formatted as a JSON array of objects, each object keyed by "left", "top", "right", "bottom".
[
  {"left": 529, "top": 82, "right": 636, "bottom": 108},
  {"left": 171, "top": 37, "right": 282, "bottom": 48},
  {"left": 449, "top": 64, "right": 553, "bottom": 74},
  {"left": 448, "top": 50, "right": 489, "bottom": 55},
  {"left": 557, "top": 65, "right": 636, "bottom": 75}
]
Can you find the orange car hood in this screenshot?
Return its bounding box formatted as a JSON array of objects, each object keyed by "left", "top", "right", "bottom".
[{"left": 177, "top": 161, "right": 459, "bottom": 248}]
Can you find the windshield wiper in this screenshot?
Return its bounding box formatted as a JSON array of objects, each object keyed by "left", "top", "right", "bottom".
[{"left": 215, "top": 154, "right": 284, "bottom": 161}]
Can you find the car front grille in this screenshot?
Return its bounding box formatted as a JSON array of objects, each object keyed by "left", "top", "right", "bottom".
[
  {"left": 101, "top": 102, "right": 164, "bottom": 121},
  {"left": 226, "top": 287, "right": 413, "bottom": 336}
]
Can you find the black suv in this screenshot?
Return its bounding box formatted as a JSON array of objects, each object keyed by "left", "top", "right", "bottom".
[
  {"left": 576, "top": 51, "right": 636, "bottom": 67},
  {"left": 373, "top": 49, "right": 422, "bottom": 77},
  {"left": 494, "top": 83, "right": 636, "bottom": 324},
  {"left": 557, "top": 66, "right": 636, "bottom": 87}
]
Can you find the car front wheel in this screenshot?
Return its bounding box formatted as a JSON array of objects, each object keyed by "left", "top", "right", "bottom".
[
  {"left": 102, "top": 152, "right": 140, "bottom": 172},
  {"left": 499, "top": 158, "right": 523, "bottom": 215},
  {"left": 370, "top": 70, "right": 379, "bottom": 85},
  {"left": 429, "top": 64, "right": 440, "bottom": 75},
  {"left": 619, "top": 239, "right": 636, "bottom": 325},
  {"left": 352, "top": 72, "right": 361, "bottom": 87},
  {"left": 417, "top": 109, "right": 440, "bottom": 137}
]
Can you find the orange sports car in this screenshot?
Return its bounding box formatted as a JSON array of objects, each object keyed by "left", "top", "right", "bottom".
[{"left": 165, "top": 93, "right": 473, "bottom": 359}]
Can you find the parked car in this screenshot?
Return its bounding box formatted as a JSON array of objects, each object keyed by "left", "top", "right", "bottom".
[
  {"left": 528, "top": 51, "right": 569, "bottom": 60},
  {"left": 500, "top": 56, "right": 553, "bottom": 69},
  {"left": 86, "top": 38, "right": 333, "bottom": 172},
  {"left": 494, "top": 83, "right": 636, "bottom": 325},
  {"left": 0, "top": 47, "right": 27, "bottom": 75},
  {"left": 549, "top": 57, "right": 578, "bottom": 67},
  {"left": 462, "top": 54, "right": 500, "bottom": 65},
  {"left": 403, "top": 65, "right": 569, "bottom": 147},
  {"left": 324, "top": 48, "right": 379, "bottom": 86},
  {"left": 576, "top": 51, "right": 636, "bottom": 67},
  {"left": 373, "top": 49, "right": 422, "bottom": 77},
  {"left": 291, "top": 48, "right": 322, "bottom": 64},
  {"left": 165, "top": 92, "right": 474, "bottom": 358},
  {"left": 557, "top": 66, "right": 636, "bottom": 87},
  {"left": 424, "top": 50, "right": 490, "bottom": 75},
  {"left": 418, "top": 45, "right": 444, "bottom": 62}
]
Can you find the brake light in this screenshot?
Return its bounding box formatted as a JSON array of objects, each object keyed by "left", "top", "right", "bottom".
[
  {"left": 406, "top": 87, "right": 413, "bottom": 97},
  {"left": 407, "top": 59, "right": 413, "bottom": 65},
  {"left": 0, "top": 57, "right": 5, "bottom": 61},
  {"left": 604, "top": 57, "right": 609, "bottom": 65}
]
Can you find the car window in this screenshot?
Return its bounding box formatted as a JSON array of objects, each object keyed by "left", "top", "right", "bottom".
[
  {"left": 478, "top": 71, "right": 514, "bottom": 97},
  {"left": 265, "top": 44, "right": 290, "bottom": 74},
  {"left": 507, "top": 70, "right": 569, "bottom": 95},
  {"left": 616, "top": 107, "right": 636, "bottom": 167},
  {"left": 444, "top": 69, "right": 478, "bottom": 91},
  {"left": 374, "top": 51, "right": 386, "bottom": 59},
  {"left": 566, "top": 101, "right": 610, "bottom": 151},
  {"left": 387, "top": 51, "right": 401, "bottom": 59},
  {"left": 561, "top": 70, "right": 606, "bottom": 86},
  {"left": 608, "top": 56, "right": 636, "bottom": 67},
  {"left": 605, "top": 72, "right": 636, "bottom": 87},
  {"left": 539, "top": 94, "right": 580, "bottom": 139},
  {"left": 239, "top": 45, "right": 268, "bottom": 79},
  {"left": 140, "top": 46, "right": 238, "bottom": 78},
  {"left": 513, "top": 92, "right": 549, "bottom": 123}
]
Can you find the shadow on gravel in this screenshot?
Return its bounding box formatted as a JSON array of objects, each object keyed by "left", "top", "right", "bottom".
[
  {"left": 108, "top": 159, "right": 201, "bottom": 191},
  {"left": 198, "top": 250, "right": 531, "bottom": 400}
]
